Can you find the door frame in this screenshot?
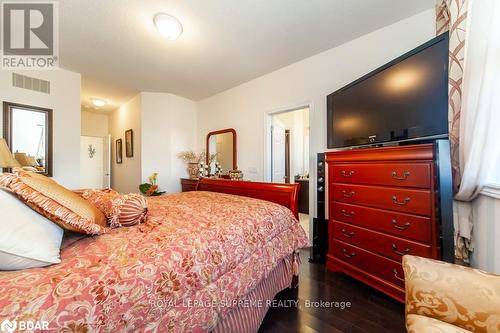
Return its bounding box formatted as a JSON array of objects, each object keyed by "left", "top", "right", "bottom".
[
  {"left": 263, "top": 101, "right": 313, "bottom": 242},
  {"left": 284, "top": 129, "right": 291, "bottom": 184},
  {"left": 263, "top": 101, "right": 312, "bottom": 183}
]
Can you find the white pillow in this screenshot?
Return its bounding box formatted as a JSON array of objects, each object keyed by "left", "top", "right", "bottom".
[{"left": 0, "top": 188, "right": 64, "bottom": 270}]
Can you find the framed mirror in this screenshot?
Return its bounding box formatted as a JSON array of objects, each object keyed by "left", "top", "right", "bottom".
[
  {"left": 3, "top": 102, "right": 53, "bottom": 176},
  {"left": 206, "top": 128, "right": 237, "bottom": 176}
]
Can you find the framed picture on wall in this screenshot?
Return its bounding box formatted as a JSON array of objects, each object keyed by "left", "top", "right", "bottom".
[
  {"left": 125, "top": 129, "right": 133, "bottom": 157},
  {"left": 116, "top": 139, "right": 123, "bottom": 164}
]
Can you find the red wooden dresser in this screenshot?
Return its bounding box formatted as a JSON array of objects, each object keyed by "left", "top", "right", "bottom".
[{"left": 325, "top": 144, "right": 440, "bottom": 302}]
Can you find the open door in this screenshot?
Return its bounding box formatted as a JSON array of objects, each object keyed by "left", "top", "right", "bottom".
[{"left": 271, "top": 119, "right": 286, "bottom": 183}]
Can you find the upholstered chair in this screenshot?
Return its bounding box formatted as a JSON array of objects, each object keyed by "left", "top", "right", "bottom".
[{"left": 403, "top": 255, "right": 500, "bottom": 333}]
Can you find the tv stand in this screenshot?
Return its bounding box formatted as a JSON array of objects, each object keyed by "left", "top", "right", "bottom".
[{"left": 325, "top": 141, "right": 453, "bottom": 302}]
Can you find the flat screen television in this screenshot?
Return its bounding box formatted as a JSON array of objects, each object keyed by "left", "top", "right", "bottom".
[{"left": 327, "top": 33, "right": 449, "bottom": 149}]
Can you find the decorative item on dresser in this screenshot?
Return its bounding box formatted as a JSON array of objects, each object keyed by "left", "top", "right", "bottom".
[
  {"left": 325, "top": 143, "right": 453, "bottom": 302},
  {"left": 181, "top": 178, "right": 199, "bottom": 192},
  {"left": 177, "top": 150, "right": 208, "bottom": 179}
]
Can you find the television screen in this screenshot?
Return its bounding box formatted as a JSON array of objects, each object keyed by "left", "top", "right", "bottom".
[{"left": 327, "top": 33, "right": 449, "bottom": 149}]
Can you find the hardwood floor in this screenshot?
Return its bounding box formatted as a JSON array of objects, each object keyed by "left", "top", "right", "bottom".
[{"left": 259, "top": 249, "right": 406, "bottom": 333}]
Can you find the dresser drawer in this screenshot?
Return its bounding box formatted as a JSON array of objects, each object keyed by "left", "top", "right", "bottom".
[
  {"left": 332, "top": 240, "right": 405, "bottom": 288},
  {"left": 331, "top": 183, "right": 432, "bottom": 216},
  {"left": 332, "top": 202, "right": 431, "bottom": 243},
  {"left": 330, "top": 163, "right": 431, "bottom": 189},
  {"left": 181, "top": 178, "right": 199, "bottom": 192},
  {"left": 331, "top": 220, "right": 431, "bottom": 261}
]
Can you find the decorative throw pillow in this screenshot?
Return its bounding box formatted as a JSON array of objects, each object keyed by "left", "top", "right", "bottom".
[
  {"left": 0, "top": 188, "right": 64, "bottom": 270},
  {"left": 12, "top": 167, "right": 57, "bottom": 180},
  {"left": 0, "top": 172, "right": 107, "bottom": 235},
  {"left": 20, "top": 166, "right": 39, "bottom": 172},
  {"left": 79, "top": 189, "right": 148, "bottom": 227}
]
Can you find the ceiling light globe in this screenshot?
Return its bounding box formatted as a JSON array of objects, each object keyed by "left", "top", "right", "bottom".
[
  {"left": 91, "top": 98, "right": 107, "bottom": 107},
  {"left": 154, "top": 13, "right": 183, "bottom": 40}
]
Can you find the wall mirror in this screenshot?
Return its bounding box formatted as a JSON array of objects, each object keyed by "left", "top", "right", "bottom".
[
  {"left": 3, "top": 102, "right": 53, "bottom": 176},
  {"left": 206, "top": 128, "right": 237, "bottom": 176}
]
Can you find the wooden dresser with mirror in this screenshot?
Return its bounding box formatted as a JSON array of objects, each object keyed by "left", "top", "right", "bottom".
[
  {"left": 206, "top": 128, "right": 237, "bottom": 176},
  {"left": 180, "top": 128, "right": 238, "bottom": 192}
]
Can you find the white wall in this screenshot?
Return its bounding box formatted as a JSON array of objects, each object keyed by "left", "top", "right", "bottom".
[
  {"left": 471, "top": 189, "right": 500, "bottom": 273},
  {"left": 197, "top": 9, "right": 436, "bottom": 218},
  {"left": 110, "top": 92, "right": 197, "bottom": 194},
  {"left": 141, "top": 92, "right": 197, "bottom": 193},
  {"left": 81, "top": 111, "right": 109, "bottom": 137},
  {"left": 109, "top": 94, "right": 142, "bottom": 193},
  {"left": 0, "top": 69, "right": 81, "bottom": 188}
]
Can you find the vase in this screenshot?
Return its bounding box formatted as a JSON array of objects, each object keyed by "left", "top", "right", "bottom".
[{"left": 187, "top": 162, "right": 199, "bottom": 179}]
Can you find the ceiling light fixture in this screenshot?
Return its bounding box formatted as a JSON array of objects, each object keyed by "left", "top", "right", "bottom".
[
  {"left": 91, "top": 98, "right": 107, "bottom": 107},
  {"left": 154, "top": 13, "right": 183, "bottom": 40}
]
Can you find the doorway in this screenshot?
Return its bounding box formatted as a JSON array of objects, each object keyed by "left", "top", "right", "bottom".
[
  {"left": 80, "top": 135, "right": 111, "bottom": 189},
  {"left": 267, "top": 106, "right": 310, "bottom": 241}
]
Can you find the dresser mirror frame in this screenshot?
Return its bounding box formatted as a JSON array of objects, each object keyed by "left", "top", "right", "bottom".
[
  {"left": 3, "top": 101, "right": 53, "bottom": 177},
  {"left": 206, "top": 128, "right": 237, "bottom": 172}
]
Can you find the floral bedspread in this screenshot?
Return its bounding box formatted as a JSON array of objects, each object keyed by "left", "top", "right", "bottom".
[{"left": 0, "top": 191, "right": 308, "bottom": 332}]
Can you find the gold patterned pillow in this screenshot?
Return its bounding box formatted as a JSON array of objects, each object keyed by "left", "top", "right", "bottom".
[
  {"left": 0, "top": 173, "right": 107, "bottom": 235},
  {"left": 12, "top": 167, "right": 55, "bottom": 182}
]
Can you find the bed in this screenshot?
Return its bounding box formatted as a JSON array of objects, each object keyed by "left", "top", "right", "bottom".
[{"left": 0, "top": 179, "right": 308, "bottom": 333}]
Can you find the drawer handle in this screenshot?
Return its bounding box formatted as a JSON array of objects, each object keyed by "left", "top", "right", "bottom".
[
  {"left": 340, "top": 170, "right": 355, "bottom": 177},
  {"left": 391, "top": 219, "right": 411, "bottom": 230},
  {"left": 341, "top": 248, "right": 356, "bottom": 258},
  {"left": 392, "top": 244, "right": 411, "bottom": 256},
  {"left": 341, "top": 229, "right": 355, "bottom": 238},
  {"left": 392, "top": 195, "right": 411, "bottom": 205},
  {"left": 341, "top": 209, "right": 355, "bottom": 217},
  {"left": 391, "top": 171, "right": 410, "bottom": 180},
  {"left": 342, "top": 190, "right": 355, "bottom": 198},
  {"left": 393, "top": 268, "right": 405, "bottom": 282}
]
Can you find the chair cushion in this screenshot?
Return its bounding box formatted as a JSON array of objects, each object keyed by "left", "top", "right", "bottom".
[
  {"left": 404, "top": 255, "right": 500, "bottom": 333},
  {"left": 407, "top": 315, "right": 472, "bottom": 333}
]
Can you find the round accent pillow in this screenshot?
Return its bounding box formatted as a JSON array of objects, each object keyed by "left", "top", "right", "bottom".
[{"left": 79, "top": 189, "right": 148, "bottom": 228}]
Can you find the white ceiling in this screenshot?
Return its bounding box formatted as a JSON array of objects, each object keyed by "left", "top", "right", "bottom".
[{"left": 59, "top": 0, "right": 435, "bottom": 113}]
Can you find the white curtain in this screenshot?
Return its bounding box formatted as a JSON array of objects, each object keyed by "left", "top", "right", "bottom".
[{"left": 453, "top": 0, "right": 500, "bottom": 260}]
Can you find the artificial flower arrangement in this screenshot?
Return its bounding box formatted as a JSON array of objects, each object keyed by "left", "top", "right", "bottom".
[
  {"left": 177, "top": 150, "right": 218, "bottom": 179},
  {"left": 139, "top": 172, "right": 166, "bottom": 196}
]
